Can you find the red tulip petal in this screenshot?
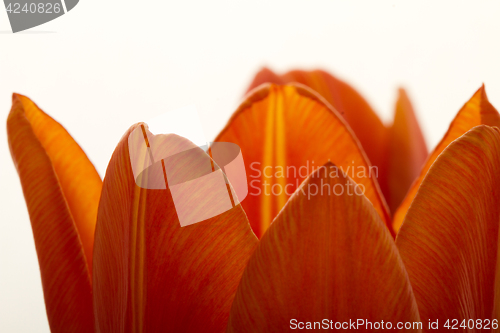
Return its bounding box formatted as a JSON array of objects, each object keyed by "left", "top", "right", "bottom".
[
  {"left": 93, "top": 125, "right": 258, "bottom": 333},
  {"left": 216, "top": 83, "right": 391, "bottom": 238},
  {"left": 396, "top": 125, "right": 500, "bottom": 323},
  {"left": 7, "top": 94, "right": 97, "bottom": 332},
  {"left": 384, "top": 89, "right": 428, "bottom": 213},
  {"left": 227, "top": 162, "right": 421, "bottom": 332},
  {"left": 393, "top": 85, "right": 500, "bottom": 231}
]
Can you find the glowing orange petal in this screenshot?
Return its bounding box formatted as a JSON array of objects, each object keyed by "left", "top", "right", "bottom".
[
  {"left": 396, "top": 125, "right": 500, "bottom": 323},
  {"left": 216, "top": 84, "right": 391, "bottom": 238},
  {"left": 7, "top": 94, "right": 98, "bottom": 332},
  {"left": 227, "top": 163, "right": 420, "bottom": 332},
  {"left": 393, "top": 85, "right": 500, "bottom": 231},
  {"left": 384, "top": 89, "right": 428, "bottom": 213},
  {"left": 284, "top": 70, "right": 389, "bottom": 170},
  {"left": 92, "top": 125, "right": 258, "bottom": 332},
  {"left": 248, "top": 68, "right": 389, "bottom": 185}
]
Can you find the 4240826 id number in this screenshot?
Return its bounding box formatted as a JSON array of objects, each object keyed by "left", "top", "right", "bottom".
[
  {"left": 443, "top": 319, "right": 498, "bottom": 330},
  {"left": 6, "top": 3, "right": 62, "bottom": 14}
]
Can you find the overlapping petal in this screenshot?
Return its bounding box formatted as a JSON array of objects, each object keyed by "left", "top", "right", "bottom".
[
  {"left": 393, "top": 86, "right": 500, "bottom": 230},
  {"left": 92, "top": 124, "right": 258, "bottom": 332},
  {"left": 247, "top": 68, "right": 388, "bottom": 175},
  {"left": 384, "top": 89, "right": 428, "bottom": 213},
  {"left": 396, "top": 125, "right": 500, "bottom": 325},
  {"left": 227, "top": 162, "right": 420, "bottom": 332},
  {"left": 247, "top": 68, "right": 429, "bottom": 215},
  {"left": 216, "top": 83, "right": 391, "bottom": 238},
  {"left": 7, "top": 94, "right": 99, "bottom": 332}
]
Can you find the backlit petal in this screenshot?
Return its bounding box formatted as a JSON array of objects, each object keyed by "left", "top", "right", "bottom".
[
  {"left": 216, "top": 83, "right": 391, "bottom": 238},
  {"left": 7, "top": 94, "right": 97, "bottom": 332},
  {"left": 393, "top": 86, "right": 500, "bottom": 231},
  {"left": 93, "top": 125, "right": 258, "bottom": 333},
  {"left": 247, "top": 68, "right": 389, "bottom": 188},
  {"left": 396, "top": 125, "right": 500, "bottom": 324},
  {"left": 227, "top": 162, "right": 420, "bottom": 332},
  {"left": 384, "top": 89, "right": 428, "bottom": 213}
]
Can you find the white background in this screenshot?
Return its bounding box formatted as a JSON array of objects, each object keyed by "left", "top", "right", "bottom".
[{"left": 1, "top": 1, "right": 500, "bottom": 331}]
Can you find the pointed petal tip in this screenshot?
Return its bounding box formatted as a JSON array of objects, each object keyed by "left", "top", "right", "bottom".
[
  {"left": 393, "top": 86, "right": 500, "bottom": 232},
  {"left": 396, "top": 87, "right": 413, "bottom": 103},
  {"left": 395, "top": 87, "right": 411, "bottom": 108},
  {"left": 227, "top": 161, "right": 418, "bottom": 332},
  {"left": 396, "top": 124, "right": 500, "bottom": 323},
  {"left": 479, "top": 83, "right": 489, "bottom": 100},
  {"left": 9, "top": 93, "right": 24, "bottom": 118}
]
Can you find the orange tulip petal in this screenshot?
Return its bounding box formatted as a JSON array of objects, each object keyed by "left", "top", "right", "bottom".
[
  {"left": 245, "top": 67, "right": 285, "bottom": 93},
  {"left": 227, "top": 162, "right": 420, "bottom": 332},
  {"left": 393, "top": 86, "right": 500, "bottom": 231},
  {"left": 9, "top": 93, "right": 102, "bottom": 268},
  {"left": 396, "top": 125, "right": 500, "bottom": 323},
  {"left": 216, "top": 83, "right": 391, "bottom": 238},
  {"left": 283, "top": 70, "right": 389, "bottom": 170},
  {"left": 7, "top": 94, "right": 96, "bottom": 332},
  {"left": 384, "top": 88, "right": 428, "bottom": 213},
  {"left": 247, "top": 68, "right": 389, "bottom": 183},
  {"left": 92, "top": 125, "right": 258, "bottom": 333}
]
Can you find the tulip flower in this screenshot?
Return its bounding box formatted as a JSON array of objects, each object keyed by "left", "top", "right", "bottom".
[{"left": 7, "top": 69, "right": 500, "bottom": 332}]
